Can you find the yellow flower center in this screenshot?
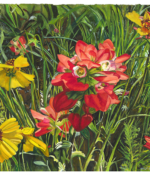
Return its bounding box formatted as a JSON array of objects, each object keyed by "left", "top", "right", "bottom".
[
  {"left": 5, "top": 59, "right": 20, "bottom": 77},
  {"left": 77, "top": 67, "right": 85, "bottom": 76},
  {"left": 142, "top": 21, "right": 150, "bottom": 30},
  {"left": 6, "top": 59, "right": 15, "bottom": 66}
]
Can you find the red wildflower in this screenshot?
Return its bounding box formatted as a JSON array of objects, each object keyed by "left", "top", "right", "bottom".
[
  {"left": 53, "top": 91, "right": 77, "bottom": 112},
  {"left": 84, "top": 82, "right": 120, "bottom": 112},
  {"left": 9, "top": 36, "right": 27, "bottom": 55},
  {"left": 31, "top": 97, "right": 71, "bottom": 137},
  {"left": 143, "top": 136, "right": 150, "bottom": 149}
]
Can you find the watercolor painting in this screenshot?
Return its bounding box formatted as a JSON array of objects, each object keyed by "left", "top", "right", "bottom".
[{"left": 0, "top": 4, "right": 150, "bottom": 171}]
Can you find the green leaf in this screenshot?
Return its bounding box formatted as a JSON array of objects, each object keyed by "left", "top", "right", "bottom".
[
  {"left": 88, "top": 122, "right": 99, "bottom": 134},
  {"left": 0, "top": 30, "right": 7, "bottom": 61},
  {"left": 71, "top": 151, "right": 85, "bottom": 159},
  {"left": 34, "top": 161, "right": 47, "bottom": 166},
  {"left": 55, "top": 140, "right": 72, "bottom": 149},
  {"left": 87, "top": 76, "right": 99, "bottom": 87},
  {"left": 6, "top": 5, "right": 16, "bottom": 27},
  {"left": 66, "top": 91, "right": 83, "bottom": 100},
  {"left": 80, "top": 128, "right": 90, "bottom": 140}
]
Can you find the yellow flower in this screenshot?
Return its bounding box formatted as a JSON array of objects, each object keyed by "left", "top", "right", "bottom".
[
  {"left": 20, "top": 127, "right": 49, "bottom": 157},
  {"left": 0, "top": 118, "right": 23, "bottom": 163},
  {"left": 126, "top": 11, "right": 150, "bottom": 36},
  {"left": 0, "top": 56, "right": 35, "bottom": 91}
]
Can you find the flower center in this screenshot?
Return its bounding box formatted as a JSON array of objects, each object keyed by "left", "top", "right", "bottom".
[
  {"left": 142, "top": 21, "right": 150, "bottom": 30},
  {"left": 95, "top": 82, "right": 105, "bottom": 92},
  {"left": 4, "top": 59, "right": 20, "bottom": 77},
  {"left": 0, "top": 129, "right": 3, "bottom": 141},
  {"left": 100, "top": 60, "right": 116, "bottom": 71},
  {"left": 73, "top": 66, "right": 87, "bottom": 78},
  {"left": 90, "top": 56, "right": 96, "bottom": 62},
  {"left": 6, "top": 59, "right": 15, "bottom": 66}
]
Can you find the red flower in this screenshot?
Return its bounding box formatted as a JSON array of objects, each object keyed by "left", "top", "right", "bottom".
[
  {"left": 75, "top": 40, "right": 130, "bottom": 81},
  {"left": 9, "top": 36, "right": 27, "bottom": 55},
  {"left": 98, "top": 39, "right": 116, "bottom": 60},
  {"left": 31, "top": 97, "right": 71, "bottom": 137},
  {"left": 68, "top": 113, "right": 93, "bottom": 131},
  {"left": 84, "top": 82, "right": 120, "bottom": 112},
  {"left": 52, "top": 63, "right": 89, "bottom": 91},
  {"left": 54, "top": 28, "right": 59, "bottom": 33},
  {"left": 143, "top": 136, "right": 150, "bottom": 149},
  {"left": 53, "top": 91, "right": 77, "bottom": 112}
]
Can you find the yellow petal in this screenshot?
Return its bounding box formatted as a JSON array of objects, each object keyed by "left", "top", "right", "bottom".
[
  {"left": 2, "top": 137, "right": 18, "bottom": 152},
  {"left": 0, "top": 68, "right": 3, "bottom": 71},
  {"left": 0, "top": 118, "right": 16, "bottom": 130},
  {"left": 143, "top": 11, "right": 150, "bottom": 21},
  {"left": 15, "top": 71, "right": 31, "bottom": 88},
  {"left": 2, "top": 125, "right": 20, "bottom": 133},
  {"left": 126, "top": 11, "right": 142, "bottom": 27},
  {"left": 19, "top": 71, "right": 35, "bottom": 81},
  {"left": 14, "top": 56, "right": 29, "bottom": 68},
  {"left": 22, "top": 127, "right": 34, "bottom": 135},
  {"left": 0, "top": 64, "right": 13, "bottom": 68},
  {"left": 3, "top": 131, "right": 23, "bottom": 140},
  {"left": 42, "top": 146, "right": 49, "bottom": 157},
  {"left": 0, "top": 155, "right": 5, "bottom": 163},
  {"left": 0, "top": 70, "right": 8, "bottom": 90},
  {"left": 137, "top": 27, "right": 149, "bottom": 35},
  {"left": 27, "top": 135, "right": 46, "bottom": 152},
  {"left": 9, "top": 139, "right": 22, "bottom": 146},
  {"left": 2, "top": 121, "right": 18, "bottom": 131},
  {"left": 1, "top": 76, "right": 10, "bottom": 91},
  {"left": 1, "top": 142, "right": 13, "bottom": 158},
  {"left": 23, "top": 139, "right": 34, "bottom": 152},
  {"left": 2, "top": 140, "right": 16, "bottom": 156},
  {"left": 10, "top": 76, "right": 24, "bottom": 89}
]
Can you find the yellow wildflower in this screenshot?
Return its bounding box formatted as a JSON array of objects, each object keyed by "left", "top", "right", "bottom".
[
  {"left": 0, "top": 118, "right": 23, "bottom": 163},
  {"left": 0, "top": 56, "right": 35, "bottom": 91},
  {"left": 126, "top": 11, "right": 150, "bottom": 36},
  {"left": 20, "top": 127, "right": 49, "bottom": 157}
]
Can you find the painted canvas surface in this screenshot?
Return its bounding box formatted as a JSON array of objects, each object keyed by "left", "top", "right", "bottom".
[{"left": 0, "top": 4, "right": 150, "bottom": 171}]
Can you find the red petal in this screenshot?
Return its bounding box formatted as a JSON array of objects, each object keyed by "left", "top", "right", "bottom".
[
  {"left": 57, "top": 54, "right": 71, "bottom": 72},
  {"left": 109, "top": 92, "right": 120, "bottom": 104},
  {"left": 19, "top": 36, "right": 26, "bottom": 45},
  {"left": 82, "top": 103, "right": 89, "bottom": 114},
  {"left": 96, "top": 49, "right": 110, "bottom": 63},
  {"left": 53, "top": 91, "right": 77, "bottom": 112},
  {"left": 35, "top": 127, "right": 51, "bottom": 137},
  {"left": 144, "top": 136, "right": 150, "bottom": 143},
  {"left": 31, "top": 109, "right": 49, "bottom": 121},
  {"left": 143, "top": 142, "right": 150, "bottom": 150},
  {"left": 115, "top": 54, "right": 130, "bottom": 63},
  {"left": 75, "top": 40, "right": 88, "bottom": 58},
  {"left": 84, "top": 94, "right": 102, "bottom": 111},
  {"left": 117, "top": 65, "right": 127, "bottom": 72},
  {"left": 84, "top": 44, "right": 97, "bottom": 58},
  {"left": 51, "top": 74, "right": 64, "bottom": 86},
  {"left": 36, "top": 120, "right": 50, "bottom": 128},
  {"left": 94, "top": 73, "right": 119, "bottom": 84},
  {"left": 77, "top": 60, "right": 100, "bottom": 69},
  {"left": 68, "top": 113, "right": 93, "bottom": 131},
  {"left": 103, "top": 40, "right": 114, "bottom": 49},
  {"left": 9, "top": 46, "right": 16, "bottom": 52},
  {"left": 116, "top": 71, "right": 129, "bottom": 80},
  {"left": 61, "top": 73, "right": 89, "bottom": 91}
]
